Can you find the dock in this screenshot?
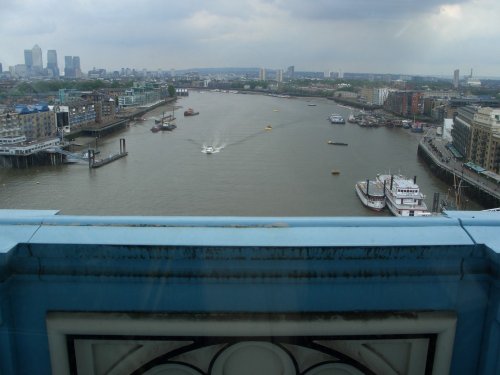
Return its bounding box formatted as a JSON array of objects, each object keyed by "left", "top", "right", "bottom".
[{"left": 88, "top": 139, "right": 127, "bottom": 169}]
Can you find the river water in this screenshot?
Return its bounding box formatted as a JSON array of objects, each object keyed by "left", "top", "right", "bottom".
[{"left": 0, "top": 91, "right": 483, "bottom": 216}]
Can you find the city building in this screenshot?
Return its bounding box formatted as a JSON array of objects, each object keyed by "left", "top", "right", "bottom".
[
  {"left": 259, "top": 68, "right": 266, "bottom": 81},
  {"left": 466, "top": 77, "right": 482, "bottom": 87},
  {"left": 0, "top": 112, "right": 23, "bottom": 139},
  {"left": 469, "top": 107, "right": 500, "bottom": 173},
  {"left": 12, "top": 64, "right": 28, "bottom": 78},
  {"left": 64, "top": 56, "right": 81, "bottom": 78},
  {"left": 24, "top": 49, "right": 33, "bottom": 70},
  {"left": 31, "top": 44, "right": 43, "bottom": 73},
  {"left": 73, "top": 56, "right": 81, "bottom": 78},
  {"left": 384, "top": 91, "right": 424, "bottom": 116},
  {"left": 118, "top": 86, "right": 162, "bottom": 108},
  {"left": 14, "top": 103, "right": 57, "bottom": 141},
  {"left": 55, "top": 102, "right": 96, "bottom": 131},
  {"left": 452, "top": 105, "right": 476, "bottom": 159},
  {"left": 64, "top": 56, "right": 73, "bottom": 77},
  {"left": 47, "top": 49, "right": 59, "bottom": 78},
  {"left": 276, "top": 69, "right": 283, "bottom": 82},
  {"left": 453, "top": 69, "right": 459, "bottom": 89},
  {"left": 360, "top": 87, "right": 389, "bottom": 106},
  {"left": 286, "top": 65, "right": 294, "bottom": 79}
]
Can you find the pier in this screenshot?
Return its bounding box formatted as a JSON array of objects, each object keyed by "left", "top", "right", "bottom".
[
  {"left": 88, "top": 138, "right": 127, "bottom": 168},
  {"left": 417, "top": 129, "right": 500, "bottom": 208}
]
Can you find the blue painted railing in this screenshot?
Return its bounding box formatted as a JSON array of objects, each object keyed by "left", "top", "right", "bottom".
[{"left": 0, "top": 210, "right": 499, "bottom": 374}]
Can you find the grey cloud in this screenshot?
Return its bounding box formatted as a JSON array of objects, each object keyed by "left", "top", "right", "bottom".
[{"left": 278, "top": 0, "right": 471, "bottom": 20}]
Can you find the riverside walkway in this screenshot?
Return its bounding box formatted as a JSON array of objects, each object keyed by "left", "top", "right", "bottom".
[{"left": 418, "top": 128, "right": 500, "bottom": 207}]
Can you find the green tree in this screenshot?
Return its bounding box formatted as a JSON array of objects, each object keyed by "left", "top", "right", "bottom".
[{"left": 168, "top": 85, "right": 176, "bottom": 97}]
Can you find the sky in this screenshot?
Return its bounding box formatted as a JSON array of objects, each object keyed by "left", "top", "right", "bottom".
[{"left": 1, "top": 0, "right": 500, "bottom": 77}]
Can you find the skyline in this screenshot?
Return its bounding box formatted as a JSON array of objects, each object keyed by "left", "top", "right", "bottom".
[{"left": 1, "top": 0, "right": 500, "bottom": 77}]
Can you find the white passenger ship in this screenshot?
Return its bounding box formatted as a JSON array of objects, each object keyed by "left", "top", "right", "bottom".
[
  {"left": 355, "top": 179, "right": 386, "bottom": 211},
  {"left": 377, "top": 174, "right": 431, "bottom": 217}
]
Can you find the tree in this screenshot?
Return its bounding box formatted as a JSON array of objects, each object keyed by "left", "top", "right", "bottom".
[{"left": 168, "top": 85, "right": 176, "bottom": 97}]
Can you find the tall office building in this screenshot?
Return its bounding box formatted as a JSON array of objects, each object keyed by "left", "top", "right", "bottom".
[
  {"left": 259, "top": 68, "right": 266, "bottom": 81},
  {"left": 64, "top": 56, "right": 73, "bottom": 77},
  {"left": 276, "top": 69, "right": 283, "bottom": 82},
  {"left": 31, "top": 44, "right": 43, "bottom": 69},
  {"left": 47, "top": 50, "right": 59, "bottom": 78},
  {"left": 73, "top": 56, "right": 81, "bottom": 78},
  {"left": 453, "top": 69, "right": 459, "bottom": 89},
  {"left": 24, "top": 50, "right": 33, "bottom": 70},
  {"left": 286, "top": 66, "right": 294, "bottom": 79},
  {"left": 64, "top": 56, "right": 81, "bottom": 78}
]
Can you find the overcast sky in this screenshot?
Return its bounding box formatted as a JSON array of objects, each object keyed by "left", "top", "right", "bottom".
[{"left": 1, "top": 0, "right": 499, "bottom": 77}]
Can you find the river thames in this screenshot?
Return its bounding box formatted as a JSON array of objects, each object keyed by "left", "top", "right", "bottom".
[{"left": 0, "top": 91, "right": 483, "bottom": 216}]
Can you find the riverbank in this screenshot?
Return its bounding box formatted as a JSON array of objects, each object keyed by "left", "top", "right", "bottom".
[
  {"left": 66, "top": 97, "right": 177, "bottom": 139},
  {"left": 417, "top": 129, "right": 500, "bottom": 209}
]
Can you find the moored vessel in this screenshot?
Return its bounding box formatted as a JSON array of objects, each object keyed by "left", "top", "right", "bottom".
[
  {"left": 376, "top": 174, "right": 431, "bottom": 217},
  {"left": 355, "top": 179, "right": 386, "bottom": 211},
  {"left": 155, "top": 112, "right": 175, "bottom": 124}
]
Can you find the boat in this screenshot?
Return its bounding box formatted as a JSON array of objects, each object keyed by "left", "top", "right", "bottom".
[
  {"left": 184, "top": 108, "right": 200, "bottom": 116},
  {"left": 328, "top": 141, "right": 348, "bottom": 146},
  {"left": 348, "top": 114, "right": 356, "bottom": 123},
  {"left": 331, "top": 170, "right": 340, "bottom": 175},
  {"left": 265, "top": 125, "right": 273, "bottom": 131},
  {"left": 204, "top": 146, "right": 215, "bottom": 154},
  {"left": 355, "top": 180, "right": 386, "bottom": 211},
  {"left": 159, "top": 122, "right": 177, "bottom": 131},
  {"left": 402, "top": 120, "right": 412, "bottom": 129},
  {"left": 329, "top": 114, "right": 345, "bottom": 124},
  {"left": 376, "top": 174, "right": 431, "bottom": 217},
  {"left": 307, "top": 103, "right": 317, "bottom": 107},
  {"left": 155, "top": 113, "right": 175, "bottom": 124}
]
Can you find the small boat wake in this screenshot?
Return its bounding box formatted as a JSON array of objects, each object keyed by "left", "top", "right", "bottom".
[{"left": 201, "top": 143, "right": 225, "bottom": 154}]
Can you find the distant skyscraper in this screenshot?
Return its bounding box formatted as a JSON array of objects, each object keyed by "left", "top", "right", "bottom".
[
  {"left": 276, "top": 69, "right": 283, "bottom": 82},
  {"left": 73, "top": 56, "right": 81, "bottom": 77},
  {"left": 286, "top": 66, "right": 294, "bottom": 79},
  {"left": 324, "top": 71, "right": 331, "bottom": 79},
  {"left": 64, "top": 56, "right": 81, "bottom": 78},
  {"left": 259, "top": 68, "right": 266, "bottom": 81},
  {"left": 31, "top": 44, "right": 43, "bottom": 69},
  {"left": 64, "top": 56, "right": 73, "bottom": 77},
  {"left": 453, "top": 69, "right": 459, "bottom": 89},
  {"left": 47, "top": 50, "right": 59, "bottom": 77},
  {"left": 24, "top": 50, "right": 33, "bottom": 69}
]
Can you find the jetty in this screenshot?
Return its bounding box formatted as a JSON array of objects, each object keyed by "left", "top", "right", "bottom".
[{"left": 88, "top": 138, "right": 127, "bottom": 169}]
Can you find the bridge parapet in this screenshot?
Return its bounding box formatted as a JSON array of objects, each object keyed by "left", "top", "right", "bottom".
[{"left": 0, "top": 210, "right": 499, "bottom": 374}]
